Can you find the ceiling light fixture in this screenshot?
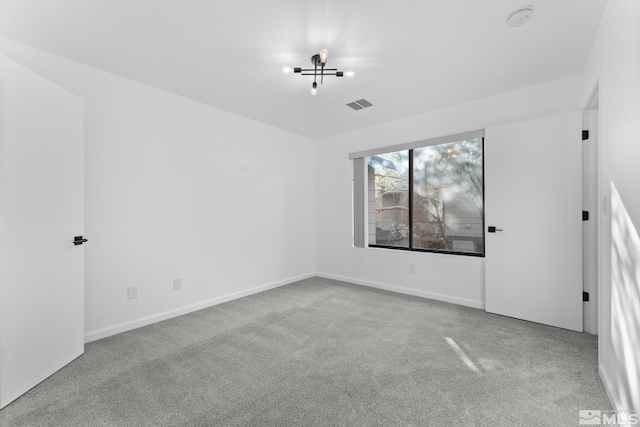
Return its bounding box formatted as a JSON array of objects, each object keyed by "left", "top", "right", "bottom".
[{"left": 282, "top": 49, "right": 355, "bottom": 95}]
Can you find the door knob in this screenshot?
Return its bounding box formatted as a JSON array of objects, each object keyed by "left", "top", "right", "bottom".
[{"left": 73, "top": 236, "right": 88, "bottom": 245}]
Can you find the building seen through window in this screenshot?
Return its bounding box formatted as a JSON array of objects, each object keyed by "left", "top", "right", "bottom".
[{"left": 367, "top": 138, "right": 484, "bottom": 255}]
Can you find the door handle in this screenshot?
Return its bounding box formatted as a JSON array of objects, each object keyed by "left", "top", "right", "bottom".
[
  {"left": 73, "top": 236, "right": 88, "bottom": 246},
  {"left": 488, "top": 226, "right": 503, "bottom": 233}
]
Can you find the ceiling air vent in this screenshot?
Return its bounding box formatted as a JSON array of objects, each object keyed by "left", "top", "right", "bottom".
[{"left": 346, "top": 99, "right": 373, "bottom": 111}]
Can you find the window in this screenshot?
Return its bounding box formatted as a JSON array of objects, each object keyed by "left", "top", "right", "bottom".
[{"left": 352, "top": 132, "right": 484, "bottom": 256}]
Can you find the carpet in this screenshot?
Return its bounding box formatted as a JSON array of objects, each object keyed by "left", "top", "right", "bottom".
[{"left": 0, "top": 277, "right": 612, "bottom": 426}]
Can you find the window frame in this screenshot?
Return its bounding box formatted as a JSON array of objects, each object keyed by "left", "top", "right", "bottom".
[{"left": 352, "top": 131, "right": 485, "bottom": 257}]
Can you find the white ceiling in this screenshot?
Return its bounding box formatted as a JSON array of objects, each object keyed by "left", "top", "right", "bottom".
[{"left": 0, "top": 0, "right": 606, "bottom": 139}]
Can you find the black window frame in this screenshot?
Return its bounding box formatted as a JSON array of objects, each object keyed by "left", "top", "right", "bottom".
[{"left": 367, "top": 138, "right": 485, "bottom": 257}]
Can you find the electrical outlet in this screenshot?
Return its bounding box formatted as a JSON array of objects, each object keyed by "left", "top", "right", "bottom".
[
  {"left": 173, "top": 278, "right": 182, "bottom": 290},
  {"left": 409, "top": 264, "right": 415, "bottom": 274},
  {"left": 127, "top": 285, "right": 138, "bottom": 300}
]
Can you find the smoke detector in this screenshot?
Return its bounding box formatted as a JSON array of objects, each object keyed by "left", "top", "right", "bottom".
[{"left": 507, "top": 6, "right": 534, "bottom": 27}]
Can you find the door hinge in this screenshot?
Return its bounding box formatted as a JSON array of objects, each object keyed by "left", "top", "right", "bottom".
[
  {"left": 583, "top": 291, "right": 590, "bottom": 302},
  {"left": 582, "top": 130, "right": 589, "bottom": 140},
  {"left": 582, "top": 211, "right": 589, "bottom": 221}
]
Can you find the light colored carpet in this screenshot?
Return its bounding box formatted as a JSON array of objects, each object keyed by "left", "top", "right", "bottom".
[{"left": 0, "top": 277, "right": 612, "bottom": 426}]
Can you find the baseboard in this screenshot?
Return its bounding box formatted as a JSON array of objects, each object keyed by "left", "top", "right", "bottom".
[
  {"left": 85, "top": 272, "right": 484, "bottom": 343},
  {"left": 599, "top": 363, "right": 625, "bottom": 412},
  {"left": 315, "top": 272, "right": 485, "bottom": 310},
  {"left": 84, "top": 272, "right": 315, "bottom": 343}
]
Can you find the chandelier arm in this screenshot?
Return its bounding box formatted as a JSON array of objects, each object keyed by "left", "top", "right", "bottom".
[{"left": 298, "top": 68, "right": 337, "bottom": 72}]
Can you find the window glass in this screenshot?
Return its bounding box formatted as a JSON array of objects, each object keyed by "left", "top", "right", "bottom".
[
  {"left": 368, "top": 151, "right": 409, "bottom": 248},
  {"left": 366, "top": 138, "right": 483, "bottom": 256},
  {"left": 413, "top": 138, "right": 483, "bottom": 254}
]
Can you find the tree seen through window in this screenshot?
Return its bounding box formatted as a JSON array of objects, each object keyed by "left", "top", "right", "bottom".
[{"left": 368, "top": 138, "right": 483, "bottom": 255}]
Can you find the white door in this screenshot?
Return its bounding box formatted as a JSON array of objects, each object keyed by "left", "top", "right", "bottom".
[
  {"left": 0, "top": 54, "right": 84, "bottom": 408},
  {"left": 485, "top": 112, "right": 583, "bottom": 332}
]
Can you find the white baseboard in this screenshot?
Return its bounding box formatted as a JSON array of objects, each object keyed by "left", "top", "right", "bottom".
[
  {"left": 315, "top": 272, "right": 485, "bottom": 310},
  {"left": 599, "top": 363, "right": 624, "bottom": 412},
  {"left": 84, "top": 273, "right": 315, "bottom": 343},
  {"left": 85, "top": 272, "right": 484, "bottom": 343}
]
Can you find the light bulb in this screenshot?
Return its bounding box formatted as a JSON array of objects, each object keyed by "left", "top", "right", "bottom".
[
  {"left": 344, "top": 69, "right": 356, "bottom": 78},
  {"left": 310, "top": 82, "right": 318, "bottom": 96},
  {"left": 319, "top": 49, "right": 329, "bottom": 64},
  {"left": 281, "top": 65, "right": 294, "bottom": 74}
]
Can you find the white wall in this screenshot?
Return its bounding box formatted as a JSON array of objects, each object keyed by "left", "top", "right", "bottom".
[
  {"left": 315, "top": 76, "right": 582, "bottom": 309},
  {"left": 0, "top": 39, "right": 316, "bottom": 342},
  {"left": 581, "top": 0, "right": 640, "bottom": 412}
]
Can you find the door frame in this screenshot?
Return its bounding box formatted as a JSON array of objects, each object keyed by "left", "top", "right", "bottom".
[{"left": 582, "top": 82, "right": 600, "bottom": 335}]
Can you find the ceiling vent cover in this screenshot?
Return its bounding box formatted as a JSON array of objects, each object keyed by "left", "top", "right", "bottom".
[{"left": 347, "top": 99, "right": 373, "bottom": 111}]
